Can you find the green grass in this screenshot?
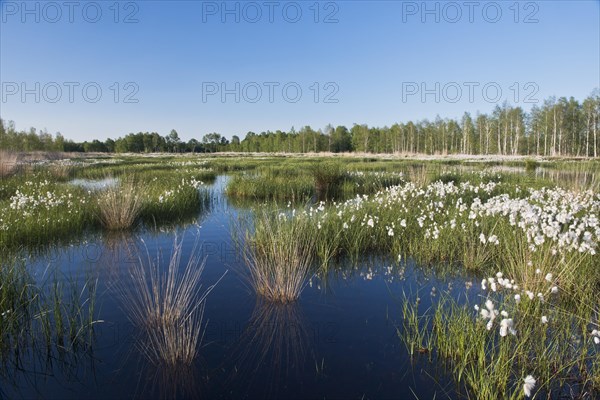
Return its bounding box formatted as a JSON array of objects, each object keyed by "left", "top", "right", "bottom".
[
  {"left": 237, "top": 209, "right": 319, "bottom": 303},
  {"left": 1, "top": 153, "right": 599, "bottom": 397},
  {"left": 400, "top": 282, "right": 600, "bottom": 398},
  {"left": 0, "top": 256, "right": 99, "bottom": 361},
  {"left": 0, "top": 159, "right": 214, "bottom": 249},
  {"left": 231, "top": 162, "right": 600, "bottom": 396}
]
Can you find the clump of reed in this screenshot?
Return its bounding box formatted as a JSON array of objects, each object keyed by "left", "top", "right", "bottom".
[
  {"left": 241, "top": 211, "right": 318, "bottom": 303},
  {"left": 48, "top": 163, "right": 73, "bottom": 180},
  {"left": 226, "top": 172, "right": 314, "bottom": 203},
  {"left": 120, "top": 237, "right": 221, "bottom": 366},
  {"left": 0, "top": 150, "right": 19, "bottom": 178},
  {"left": 96, "top": 178, "right": 143, "bottom": 230},
  {"left": 311, "top": 161, "right": 346, "bottom": 200},
  {"left": 524, "top": 158, "right": 540, "bottom": 172}
]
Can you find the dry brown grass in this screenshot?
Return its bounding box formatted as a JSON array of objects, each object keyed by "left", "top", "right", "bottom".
[
  {"left": 96, "top": 178, "right": 143, "bottom": 230},
  {"left": 0, "top": 150, "right": 18, "bottom": 177},
  {"left": 48, "top": 164, "right": 73, "bottom": 180}
]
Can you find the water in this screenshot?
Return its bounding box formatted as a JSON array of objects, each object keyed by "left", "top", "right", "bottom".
[
  {"left": 69, "top": 177, "right": 119, "bottom": 191},
  {"left": 3, "top": 175, "right": 476, "bottom": 399}
]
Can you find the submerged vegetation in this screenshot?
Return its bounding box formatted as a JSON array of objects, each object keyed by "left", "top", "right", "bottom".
[{"left": 0, "top": 256, "right": 99, "bottom": 372}]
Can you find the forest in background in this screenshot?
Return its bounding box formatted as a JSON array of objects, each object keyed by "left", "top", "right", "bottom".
[{"left": 2, "top": 90, "right": 599, "bottom": 157}]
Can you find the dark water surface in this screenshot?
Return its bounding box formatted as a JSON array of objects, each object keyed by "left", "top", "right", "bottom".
[{"left": 4, "top": 176, "right": 477, "bottom": 399}]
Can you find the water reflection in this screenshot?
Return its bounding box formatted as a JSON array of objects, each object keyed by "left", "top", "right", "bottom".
[
  {"left": 227, "top": 299, "right": 310, "bottom": 398},
  {"left": 536, "top": 166, "right": 599, "bottom": 191},
  {"left": 69, "top": 177, "right": 118, "bottom": 191},
  {"left": 131, "top": 349, "right": 206, "bottom": 400}
]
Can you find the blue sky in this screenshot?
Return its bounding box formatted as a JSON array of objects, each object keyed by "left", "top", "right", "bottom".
[{"left": 1, "top": 0, "right": 599, "bottom": 142}]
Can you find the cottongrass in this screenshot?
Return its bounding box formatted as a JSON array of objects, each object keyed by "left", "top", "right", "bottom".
[
  {"left": 96, "top": 178, "right": 143, "bottom": 230},
  {"left": 241, "top": 210, "right": 318, "bottom": 303},
  {"left": 120, "top": 236, "right": 223, "bottom": 366},
  {"left": 523, "top": 375, "right": 536, "bottom": 397},
  {"left": 400, "top": 267, "right": 600, "bottom": 398}
]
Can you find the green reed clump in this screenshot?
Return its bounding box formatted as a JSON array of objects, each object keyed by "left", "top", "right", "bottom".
[
  {"left": 226, "top": 172, "right": 314, "bottom": 203},
  {"left": 0, "top": 261, "right": 35, "bottom": 351},
  {"left": 126, "top": 168, "right": 213, "bottom": 224},
  {"left": 311, "top": 162, "right": 346, "bottom": 200},
  {"left": 400, "top": 294, "right": 432, "bottom": 358},
  {"left": 525, "top": 158, "right": 540, "bottom": 172},
  {"left": 241, "top": 210, "right": 318, "bottom": 303},
  {"left": 432, "top": 171, "right": 462, "bottom": 185},
  {"left": 96, "top": 178, "right": 143, "bottom": 230}
]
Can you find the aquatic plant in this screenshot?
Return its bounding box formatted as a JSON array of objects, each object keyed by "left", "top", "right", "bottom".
[
  {"left": 120, "top": 237, "right": 222, "bottom": 366},
  {"left": 96, "top": 178, "right": 143, "bottom": 230},
  {"left": 241, "top": 210, "right": 318, "bottom": 303},
  {"left": 0, "top": 256, "right": 99, "bottom": 356},
  {"left": 311, "top": 161, "right": 346, "bottom": 200},
  {"left": 0, "top": 176, "right": 93, "bottom": 248},
  {"left": 400, "top": 268, "right": 600, "bottom": 398}
]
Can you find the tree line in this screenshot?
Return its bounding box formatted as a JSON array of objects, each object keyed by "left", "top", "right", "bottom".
[{"left": 1, "top": 90, "right": 599, "bottom": 156}]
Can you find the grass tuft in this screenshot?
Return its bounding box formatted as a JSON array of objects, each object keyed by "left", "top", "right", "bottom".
[
  {"left": 96, "top": 178, "right": 143, "bottom": 230},
  {"left": 311, "top": 161, "right": 346, "bottom": 200},
  {"left": 120, "top": 237, "right": 221, "bottom": 366},
  {"left": 241, "top": 210, "right": 317, "bottom": 303}
]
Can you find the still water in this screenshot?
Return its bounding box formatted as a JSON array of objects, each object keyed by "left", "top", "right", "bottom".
[{"left": 3, "top": 176, "right": 478, "bottom": 399}]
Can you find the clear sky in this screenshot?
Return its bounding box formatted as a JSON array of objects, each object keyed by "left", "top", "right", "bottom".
[{"left": 1, "top": 0, "right": 599, "bottom": 142}]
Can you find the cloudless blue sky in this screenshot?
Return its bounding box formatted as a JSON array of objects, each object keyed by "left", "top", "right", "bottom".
[{"left": 1, "top": 0, "right": 599, "bottom": 141}]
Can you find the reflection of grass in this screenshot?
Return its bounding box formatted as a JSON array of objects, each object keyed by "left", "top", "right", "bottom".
[
  {"left": 228, "top": 299, "right": 309, "bottom": 397},
  {"left": 120, "top": 237, "right": 222, "bottom": 366},
  {"left": 241, "top": 210, "right": 317, "bottom": 303},
  {"left": 137, "top": 361, "right": 203, "bottom": 400}
]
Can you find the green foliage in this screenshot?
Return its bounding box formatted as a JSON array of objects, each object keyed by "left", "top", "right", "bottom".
[
  {"left": 238, "top": 210, "right": 319, "bottom": 303},
  {"left": 311, "top": 161, "right": 346, "bottom": 200},
  {"left": 525, "top": 159, "right": 540, "bottom": 172},
  {"left": 0, "top": 257, "right": 99, "bottom": 359}
]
